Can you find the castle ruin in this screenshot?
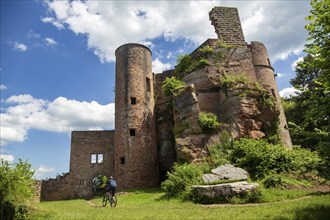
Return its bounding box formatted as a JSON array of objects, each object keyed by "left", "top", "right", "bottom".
[{"left": 40, "top": 6, "right": 292, "bottom": 201}]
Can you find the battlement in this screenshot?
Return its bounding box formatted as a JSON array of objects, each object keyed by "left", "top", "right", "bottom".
[{"left": 209, "top": 7, "right": 246, "bottom": 47}]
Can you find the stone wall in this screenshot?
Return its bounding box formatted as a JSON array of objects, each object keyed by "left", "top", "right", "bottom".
[
  {"left": 41, "top": 130, "right": 114, "bottom": 201},
  {"left": 209, "top": 7, "right": 246, "bottom": 47}
]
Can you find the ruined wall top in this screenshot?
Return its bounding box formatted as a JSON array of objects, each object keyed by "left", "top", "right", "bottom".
[{"left": 209, "top": 7, "right": 246, "bottom": 47}]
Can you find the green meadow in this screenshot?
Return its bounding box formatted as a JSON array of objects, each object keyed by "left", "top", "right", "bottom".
[{"left": 29, "top": 188, "right": 330, "bottom": 220}]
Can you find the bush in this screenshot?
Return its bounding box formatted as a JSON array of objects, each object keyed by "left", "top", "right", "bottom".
[
  {"left": 0, "top": 159, "right": 35, "bottom": 220},
  {"left": 205, "top": 131, "right": 233, "bottom": 169},
  {"left": 161, "top": 163, "right": 205, "bottom": 199},
  {"left": 198, "top": 112, "right": 220, "bottom": 133},
  {"left": 230, "top": 138, "right": 322, "bottom": 187},
  {"left": 162, "top": 77, "right": 185, "bottom": 97}
]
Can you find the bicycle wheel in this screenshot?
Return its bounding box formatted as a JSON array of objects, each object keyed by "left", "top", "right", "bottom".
[
  {"left": 110, "top": 195, "right": 117, "bottom": 207},
  {"left": 102, "top": 194, "right": 108, "bottom": 207}
]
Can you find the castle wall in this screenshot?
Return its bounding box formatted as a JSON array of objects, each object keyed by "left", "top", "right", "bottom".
[
  {"left": 209, "top": 7, "right": 246, "bottom": 47},
  {"left": 115, "top": 43, "right": 159, "bottom": 189},
  {"left": 41, "top": 130, "right": 114, "bottom": 201}
]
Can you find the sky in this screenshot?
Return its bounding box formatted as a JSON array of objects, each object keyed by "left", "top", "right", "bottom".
[{"left": 1, "top": 0, "right": 311, "bottom": 179}]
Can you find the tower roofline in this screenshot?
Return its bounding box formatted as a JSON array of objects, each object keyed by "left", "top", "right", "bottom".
[{"left": 115, "top": 43, "right": 152, "bottom": 56}]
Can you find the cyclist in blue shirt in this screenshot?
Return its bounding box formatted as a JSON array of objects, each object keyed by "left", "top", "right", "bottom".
[{"left": 106, "top": 176, "right": 117, "bottom": 200}]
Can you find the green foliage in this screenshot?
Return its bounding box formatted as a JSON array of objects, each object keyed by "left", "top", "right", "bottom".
[
  {"left": 283, "top": 0, "right": 330, "bottom": 179},
  {"left": 216, "top": 39, "right": 234, "bottom": 49},
  {"left": 161, "top": 163, "right": 205, "bottom": 199},
  {"left": 205, "top": 131, "right": 232, "bottom": 169},
  {"left": 175, "top": 45, "right": 214, "bottom": 78},
  {"left": 230, "top": 138, "right": 322, "bottom": 188},
  {"left": 0, "top": 159, "right": 35, "bottom": 220},
  {"left": 198, "top": 45, "right": 213, "bottom": 55},
  {"left": 198, "top": 112, "right": 220, "bottom": 133},
  {"left": 162, "top": 76, "right": 185, "bottom": 97},
  {"left": 175, "top": 54, "right": 194, "bottom": 78}
]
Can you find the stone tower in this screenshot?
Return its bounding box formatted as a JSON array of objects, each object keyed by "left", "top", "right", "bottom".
[
  {"left": 250, "top": 42, "right": 292, "bottom": 148},
  {"left": 114, "top": 43, "right": 159, "bottom": 188}
]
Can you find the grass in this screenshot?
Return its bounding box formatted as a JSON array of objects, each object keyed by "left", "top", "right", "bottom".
[{"left": 29, "top": 188, "right": 330, "bottom": 220}]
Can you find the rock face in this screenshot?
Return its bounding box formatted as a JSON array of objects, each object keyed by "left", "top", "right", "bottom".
[
  {"left": 203, "top": 164, "right": 248, "bottom": 183},
  {"left": 192, "top": 181, "right": 259, "bottom": 203}
]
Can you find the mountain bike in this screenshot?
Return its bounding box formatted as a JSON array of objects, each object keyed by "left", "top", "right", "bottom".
[{"left": 102, "top": 192, "right": 117, "bottom": 207}]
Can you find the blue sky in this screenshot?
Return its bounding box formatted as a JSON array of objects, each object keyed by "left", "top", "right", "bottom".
[{"left": 1, "top": 0, "right": 310, "bottom": 179}]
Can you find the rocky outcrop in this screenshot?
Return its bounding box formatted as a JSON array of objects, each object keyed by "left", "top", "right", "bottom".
[
  {"left": 192, "top": 165, "right": 259, "bottom": 204},
  {"left": 203, "top": 164, "right": 248, "bottom": 183},
  {"left": 192, "top": 181, "right": 259, "bottom": 203}
]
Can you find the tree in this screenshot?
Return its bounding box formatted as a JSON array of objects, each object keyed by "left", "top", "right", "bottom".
[
  {"left": 285, "top": 0, "right": 330, "bottom": 176},
  {"left": 0, "top": 159, "right": 36, "bottom": 220}
]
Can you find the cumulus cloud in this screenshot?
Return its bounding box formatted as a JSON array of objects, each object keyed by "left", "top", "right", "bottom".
[
  {"left": 45, "top": 37, "right": 58, "bottom": 46},
  {"left": 0, "top": 94, "right": 115, "bottom": 146},
  {"left": 43, "top": 1, "right": 310, "bottom": 64},
  {"left": 152, "top": 58, "right": 171, "bottom": 74},
  {"left": 0, "top": 154, "right": 14, "bottom": 163},
  {"left": 279, "top": 87, "right": 301, "bottom": 98},
  {"left": 291, "top": 56, "right": 304, "bottom": 71},
  {"left": 0, "top": 84, "right": 7, "bottom": 90},
  {"left": 276, "top": 73, "right": 286, "bottom": 78},
  {"left": 14, "top": 42, "right": 28, "bottom": 52},
  {"left": 34, "top": 165, "right": 56, "bottom": 179}
]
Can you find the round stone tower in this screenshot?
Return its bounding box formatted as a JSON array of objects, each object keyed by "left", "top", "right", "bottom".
[
  {"left": 250, "top": 41, "right": 292, "bottom": 148},
  {"left": 114, "top": 43, "right": 159, "bottom": 188}
]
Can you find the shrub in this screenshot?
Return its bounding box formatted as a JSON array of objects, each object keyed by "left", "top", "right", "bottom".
[
  {"left": 161, "top": 163, "right": 205, "bottom": 199},
  {"left": 162, "top": 77, "right": 185, "bottom": 97},
  {"left": 198, "top": 112, "right": 220, "bottom": 133},
  {"left": 230, "top": 138, "right": 322, "bottom": 187},
  {"left": 0, "top": 159, "right": 35, "bottom": 220},
  {"left": 205, "top": 130, "right": 233, "bottom": 169}
]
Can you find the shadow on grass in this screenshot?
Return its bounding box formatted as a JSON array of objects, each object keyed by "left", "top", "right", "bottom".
[{"left": 274, "top": 204, "right": 330, "bottom": 220}]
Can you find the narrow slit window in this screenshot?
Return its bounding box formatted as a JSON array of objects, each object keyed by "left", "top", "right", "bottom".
[
  {"left": 267, "top": 58, "right": 271, "bottom": 67},
  {"left": 129, "top": 129, "right": 136, "bottom": 136},
  {"left": 271, "top": 89, "right": 276, "bottom": 98},
  {"left": 130, "top": 97, "right": 137, "bottom": 105},
  {"left": 146, "top": 77, "right": 151, "bottom": 92},
  {"left": 120, "top": 157, "right": 125, "bottom": 165},
  {"left": 97, "top": 154, "right": 103, "bottom": 163},
  {"left": 91, "top": 154, "right": 97, "bottom": 164}
]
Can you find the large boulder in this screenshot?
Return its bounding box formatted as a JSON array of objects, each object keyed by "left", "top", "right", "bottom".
[
  {"left": 192, "top": 181, "right": 259, "bottom": 203},
  {"left": 202, "top": 164, "right": 248, "bottom": 183}
]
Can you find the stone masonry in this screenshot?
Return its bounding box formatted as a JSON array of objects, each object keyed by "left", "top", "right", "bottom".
[{"left": 40, "top": 6, "right": 292, "bottom": 200}]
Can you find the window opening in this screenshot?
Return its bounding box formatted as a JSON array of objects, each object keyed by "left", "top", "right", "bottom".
[
  {"left": 267, "top": 58, "right": 271, "bottom": 67},
  {"left": 146, "top": 77, "right": 151, "bottom": 92},
  {"left": 97, "top": 154, "right": 103, "bottom": 163},
  {"left": 130, "top": 97, "right": 137, "bottom": 105},
  {"left": 91, "top": 154, "right": 97, "bottom": 164},
  {"left": 130, "top": 129, "right": 136, "bottom": 136},
  {"left": 120, "top": 157, "right": 125, "bottom": 165},
  {"left": 271, "top": 89, "right": 276, "bottom": 98}
]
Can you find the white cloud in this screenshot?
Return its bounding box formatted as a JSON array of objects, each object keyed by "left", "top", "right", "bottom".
[
  {"left": 45, "top": 37, "right": 58, "bottom": 46},
  {"left": 14, "top": 42, "right": 28, "bottom": 52},
  {"left": 0, "top": 84, "right": 7, "bottom": 90},
  {"left": 276, "top": 73, "right": 286, "bottom": 78},
  {"left": 152, "top": 58, "right": 171, "bottom": 73},
  {"left": 43, "top": 1, "right": 310, "bottom": 64},
  {"left": 0, "top": 154, "right": 14, "bottom": 163},
  {"left": 0, "top": 94, "right": 115, "bottom": 146},
  {"left": 34, "top": 165, "right": 56, "bottom": 179},
  {"left": 291, "top": 56, "right": 304, "bottom": 70},
  {"left": 279, "top": 87, "right": 301, "bottom": 98}
]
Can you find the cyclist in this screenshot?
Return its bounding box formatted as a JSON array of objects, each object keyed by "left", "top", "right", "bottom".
[{"left": 106, "top": 176, "right": 117, "bottom": 201}]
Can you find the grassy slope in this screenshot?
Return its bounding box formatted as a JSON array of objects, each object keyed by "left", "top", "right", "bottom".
[{"left": 30, "top": 188, "right": 330, "bottom": 220}]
